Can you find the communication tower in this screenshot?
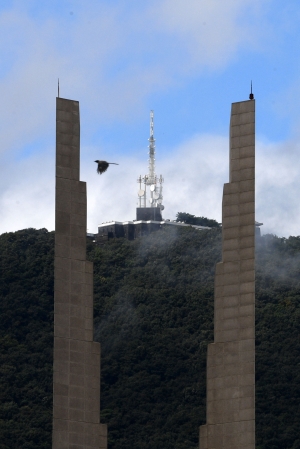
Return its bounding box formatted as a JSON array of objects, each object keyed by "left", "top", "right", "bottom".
[{"left": 137, "top": 111, "right": 164, "bottom": 220}]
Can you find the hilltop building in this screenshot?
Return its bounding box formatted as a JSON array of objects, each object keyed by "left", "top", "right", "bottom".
[{"left": 96, "top": 111, "right": 211, "bottom": 242}]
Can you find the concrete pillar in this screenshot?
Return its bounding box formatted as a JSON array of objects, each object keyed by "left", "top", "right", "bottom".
[
  {"left": 200, "top": 99, "right": 255, "bottom": 449},
  {"left": 53, "top": 97, "right": 107, "bottom": 449}
]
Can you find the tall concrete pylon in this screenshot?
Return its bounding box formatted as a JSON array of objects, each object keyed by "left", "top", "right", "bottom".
[
  {"left": 53, "top": 97, "right": 107, "bottom": 449},
  {"left": 200, "top": 99, "right": 255, "bottom": 449}
]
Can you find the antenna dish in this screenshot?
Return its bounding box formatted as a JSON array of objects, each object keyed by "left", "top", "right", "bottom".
[
  {"left": 157, "top": 199, "right": 162, "bottom": 204},
  {"left": 138, "top": 189, "right": 145, "bottom": 197},
  {"left": 150, "top": 184, "right": 155, "bottom": 191},
  {"left": 153, "top": 193, "right": 159, "bottom": 200}
]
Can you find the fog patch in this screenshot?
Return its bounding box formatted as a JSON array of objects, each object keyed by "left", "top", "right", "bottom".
[{"left": 94, "top": 292, "right": 138, "bottom": 353}]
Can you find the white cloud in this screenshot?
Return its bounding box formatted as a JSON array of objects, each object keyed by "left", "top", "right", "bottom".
[
  {"left": 256, "top": 139, "right": 300, "bottom": 237},
  {"left": 0, "top": 0, "right": 272, "bottom": 158},
  {"left": 0, "top": 2, "right": 171, "bottom": 157},
  {"left": 0, "top": 149, "right": 54, "bottom": 234},
  {"left": 2, "top": 132, "right": 300, "bottom": 238},
  {"left": 152, "top": 0, "right": 269, "bottom": 70}
]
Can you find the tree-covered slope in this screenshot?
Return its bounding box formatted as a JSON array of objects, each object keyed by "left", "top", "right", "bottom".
[
  {"left": 255, "top": 236, "right": 300, "bottom": 449},
  {"left": 0, "top": 229, "right": 54, "bottom": 449},
  {"left": 0, "top": 227, "right": 300, "bottom": 448},
  {"left": 91, "top": 226, "right": 220, "bottom": 449}
]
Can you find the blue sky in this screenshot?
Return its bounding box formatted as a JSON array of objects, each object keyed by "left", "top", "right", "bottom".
[{"left": 1, "top": 0, "right": 300, "bottom": 236}]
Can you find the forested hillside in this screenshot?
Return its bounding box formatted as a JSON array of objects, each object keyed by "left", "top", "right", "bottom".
[
  {"left": 0, "top": 226, "right": 300, "bottom": 449},
  {"left": 0, "top": 229, "right": 54, "bottom": 449}
]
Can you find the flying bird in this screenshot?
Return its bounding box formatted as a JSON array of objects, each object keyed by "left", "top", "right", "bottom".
[{"left": 94, "top": 160, "right": 119, "bottom": 175}]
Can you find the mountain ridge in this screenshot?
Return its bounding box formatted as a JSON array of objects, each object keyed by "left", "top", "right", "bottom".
[{"left": 0, "top": 226, "right": 300, "bottom": 448}]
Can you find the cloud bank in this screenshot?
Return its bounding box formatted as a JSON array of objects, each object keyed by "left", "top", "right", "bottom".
[{"left": 1, "top": 133, "right": 300, "bottom": 238}]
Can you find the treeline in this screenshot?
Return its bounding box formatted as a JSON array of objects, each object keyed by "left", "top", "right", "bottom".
[
  {"left": 0, "top": 226, "right": 300, "bottom": 448},
  {"left": 176, "top": 212, "right": 220, "bottom": 228}
]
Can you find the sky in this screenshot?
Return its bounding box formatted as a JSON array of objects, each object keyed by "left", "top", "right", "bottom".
[{"left": 1, "top": 0, "right": 300, "bottom": 237}]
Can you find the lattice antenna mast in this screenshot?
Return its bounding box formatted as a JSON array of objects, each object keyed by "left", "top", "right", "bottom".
[
  {"left": 148, "top": 110, "right": 156, "bottom": 184},
  {"left": 137, "top": 110, "right": 164, "bottom": 211}
]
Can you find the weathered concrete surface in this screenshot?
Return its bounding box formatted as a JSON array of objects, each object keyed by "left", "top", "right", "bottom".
[
  {"left": 53, "top": 98, "right": 107, "bottom": 449},
  {"left": 200, "top": 99, "right": 255, "bottom": 449}
]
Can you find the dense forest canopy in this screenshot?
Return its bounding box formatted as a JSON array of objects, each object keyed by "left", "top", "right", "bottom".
[{"left": 0, "top": 225, "right": 300, "bottom": 448}]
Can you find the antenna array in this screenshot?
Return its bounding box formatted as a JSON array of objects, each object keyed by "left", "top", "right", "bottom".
[{"left": 137, "top": 111, "right": 164, "bottom": 211}]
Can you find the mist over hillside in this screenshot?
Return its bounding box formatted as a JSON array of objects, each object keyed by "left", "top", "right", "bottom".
[{"left": 0, "top": 226, "right": 300, "bottom": 448}]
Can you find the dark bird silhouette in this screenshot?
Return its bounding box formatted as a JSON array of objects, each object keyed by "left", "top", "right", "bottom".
[{"left": 94, "top": 160, "right": 119, "bottom": 174}]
